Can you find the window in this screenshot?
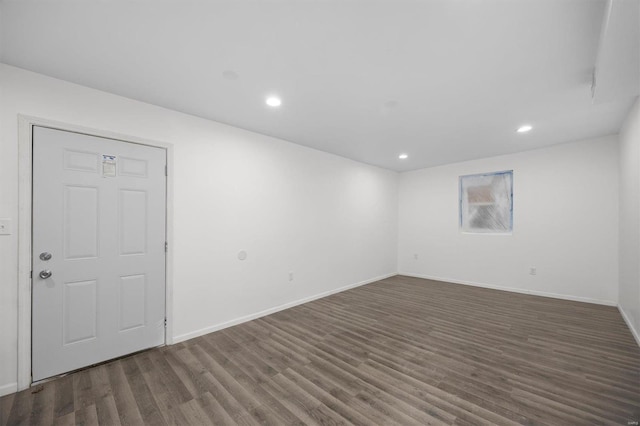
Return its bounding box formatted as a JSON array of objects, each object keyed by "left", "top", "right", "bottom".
[{"left": 459, "top": 170, "right": 513, "bottom": 234}]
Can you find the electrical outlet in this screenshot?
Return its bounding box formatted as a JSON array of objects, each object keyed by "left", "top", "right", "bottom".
[
  {"left": 289, "top": 271, "right": 294, "bottom": 282},
  {"left": 0, "top": 219, "right": 11, "bottom": 235},
  {"left": 529, "top": 267, "right": 537, "bottom": 275},
  {"left": 414, "top": 253, "right": 419, "bottom": 260}
]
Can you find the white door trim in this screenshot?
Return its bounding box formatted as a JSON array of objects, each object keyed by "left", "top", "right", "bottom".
[{"left": 17, "top": 115, "right": 174, "bottom": 391}]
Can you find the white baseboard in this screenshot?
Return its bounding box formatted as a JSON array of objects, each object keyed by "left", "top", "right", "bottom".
[
  {"left": 399, "top": 272, "right": 617, "bottom": 307},
  {"left": 0, "top": 382, "right": 18, "bottom": 397},
  {"left": 173, "top": 272, "right": 398, "bottom": 344},
  {"left": 619, "top": 305, "right": 640, "bottom": 347}
]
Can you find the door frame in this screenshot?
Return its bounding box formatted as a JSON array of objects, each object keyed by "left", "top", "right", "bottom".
[{"left": 17, "top": 115, "right": 175, "bottom": 390}]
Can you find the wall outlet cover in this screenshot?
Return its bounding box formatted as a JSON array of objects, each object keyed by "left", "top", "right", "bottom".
[{"left": 0, "top": 219, "right": 11, "bottom": 235}]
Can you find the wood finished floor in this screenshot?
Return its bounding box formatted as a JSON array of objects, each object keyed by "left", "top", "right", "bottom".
[{"left": 2, "top": 275, "right": 639, "bottom": 425}]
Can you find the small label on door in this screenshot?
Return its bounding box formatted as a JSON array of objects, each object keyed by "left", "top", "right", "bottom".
[{"left": 102, "top": 155, "right": 116, "bottom": 177}]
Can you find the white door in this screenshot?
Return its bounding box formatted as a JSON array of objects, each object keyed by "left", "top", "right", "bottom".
[{"left": 32, "top": 126, "right": 167, "bottom": 382}]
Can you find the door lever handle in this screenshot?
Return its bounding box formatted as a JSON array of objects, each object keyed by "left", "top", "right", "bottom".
[{"left": 39, "top": 270, "right": 52, "bottom": 279}]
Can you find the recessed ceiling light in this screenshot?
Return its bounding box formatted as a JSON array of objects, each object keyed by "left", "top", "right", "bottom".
[
  {"left": 384, "top": 100, "right": 399, "bottom": 109},
  {"left": 266, "top": 96, "right": 282, "bottom": 107},
  {"left": 222, "top": 70, "right": 239, "bottom": 80},
  {"left": 398, "top": 153, "right": 408, "bottom": 159},
  {"left": 517, "top": 125, "right": 533, "bottom": 133}
]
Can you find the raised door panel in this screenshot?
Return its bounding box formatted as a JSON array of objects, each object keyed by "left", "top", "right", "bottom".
[
  {"left": 63, "top": 280, "right": 97, "bottom": 345},
  {"left": 119, "top": 274, "right": 147, "bottom": 331},
  {"left": 64, "top": 185, "right": 99, "bottom": 260},
  {"left": 119, "top": 189, "right": 147, "bottom": 255}
]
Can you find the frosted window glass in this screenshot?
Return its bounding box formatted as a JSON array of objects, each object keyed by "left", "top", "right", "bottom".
[{"left": 459, "top": 171, "right": 513, "bottom": 233}]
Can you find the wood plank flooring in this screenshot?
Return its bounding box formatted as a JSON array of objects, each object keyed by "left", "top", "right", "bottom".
[{"left": 2, "top": 275, "right": 639, "bottom": 425}]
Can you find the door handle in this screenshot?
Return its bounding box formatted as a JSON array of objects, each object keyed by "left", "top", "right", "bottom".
[{"left": 39, "top": 270, "right": 52, "bottom": 279}]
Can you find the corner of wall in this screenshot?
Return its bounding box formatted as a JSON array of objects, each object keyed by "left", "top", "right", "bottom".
[
  {"left": 617, "top": 96, "right": 640, "bottom": 347},
  {"left": 619, "top": 305, "right": 640, "bottom": 347}
]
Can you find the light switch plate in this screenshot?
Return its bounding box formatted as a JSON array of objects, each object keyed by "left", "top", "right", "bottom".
[{"left": 0, "top": 219, "right": 12, "bottom": 235}]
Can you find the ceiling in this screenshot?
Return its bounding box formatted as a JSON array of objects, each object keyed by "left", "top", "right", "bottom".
[{"left": 1, "top": 0, "right": 637, "bottom": 171}]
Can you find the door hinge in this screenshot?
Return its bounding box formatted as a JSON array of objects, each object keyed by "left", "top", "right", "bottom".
[
  {"left": 164, "top": 318, "right": 167, "bottom": 328},
  {"left": 30, "top": 271, "right": 32, "bottom": 279},
  {"left": 165, "top": 165, "right": 168, "bottom": 176},
  {"left": 164, "top": 241, "right": 168, "bottom": 252}
]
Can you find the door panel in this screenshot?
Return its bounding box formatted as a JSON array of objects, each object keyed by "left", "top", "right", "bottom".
[
  {"left": 119, "top": 189, "right": 147, "bottom": 255},
  {"left": 32, "top": 126, "right": 166, "bottom": 382},
  {"left": 63, "top": 280, "right": 97, "bottom": 345},
  {"left": 119, "top": 274, "right": 147, "bottom": 331},
  {"left": 64, "top": 185, "right": 99, "bottom": 259},
  {"left": 63, "top": 149, "right": 100, "bottom": 173},
  {"left": 119, "top": 156, "right": 148, "bottom": 177}
]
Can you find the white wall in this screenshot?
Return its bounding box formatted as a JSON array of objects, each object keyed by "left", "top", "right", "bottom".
[
  {"left": 619, "top": 97, "right": 640, "bottom": 344},
  {"left": 398, "top": 136, "right": 619, "bottom": 305},
  {"left": 0, "top": 64, "right": 399, "bottom": 395}
]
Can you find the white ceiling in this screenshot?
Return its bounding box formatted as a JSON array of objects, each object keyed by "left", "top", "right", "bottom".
[{"left": 1, "top": 0, "right": 637, "bottom": 171}]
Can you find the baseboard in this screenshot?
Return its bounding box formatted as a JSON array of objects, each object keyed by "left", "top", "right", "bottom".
[
  {"left": 399, "top": 272, "right": 617, "bottom": 307},
  {"left": 618, "top": 305, "right": 640, "bottom": 347},
  {"left": 173, "top": 272, "right": 398, "bottom": 343},
  {"left": 0, "top": 382, "right": 18, "bottom": 397}
]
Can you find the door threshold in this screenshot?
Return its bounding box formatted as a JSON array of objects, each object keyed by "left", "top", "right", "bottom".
[{"left": 30, "top": 343, "right": 165, "bottom": 388}]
